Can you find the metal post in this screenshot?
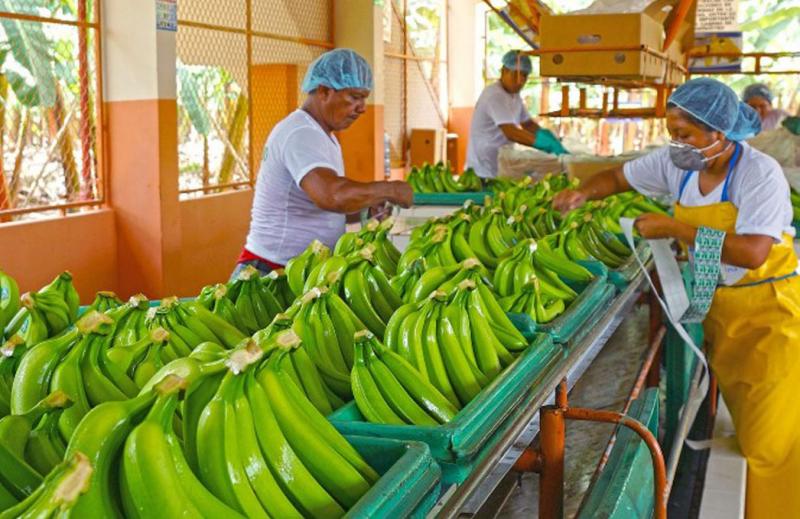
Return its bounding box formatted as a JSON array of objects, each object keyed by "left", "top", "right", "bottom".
[
  {"left": 647, "top": 273, "right": 663, "bottom": 388},
  {"left": 564, "top": 408, "right": 668, "bottom": 519},
  {"left": 539, "top": 405, "right": 565, "bottom": 519}
]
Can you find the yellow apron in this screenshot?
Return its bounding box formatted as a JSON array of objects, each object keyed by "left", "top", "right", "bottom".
[{"left": 674, "top": 150, "right": 800, "bottom": 519}]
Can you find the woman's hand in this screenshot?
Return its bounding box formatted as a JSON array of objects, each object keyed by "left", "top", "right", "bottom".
[
  {"left": 634, "top": 213, "right": 684, "bottom": 240},
  {"left": 552, "top": 189, "right": 588, "bottom": 213}
]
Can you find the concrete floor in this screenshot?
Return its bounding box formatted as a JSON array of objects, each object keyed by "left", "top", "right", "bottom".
[{"left": 497, "top": 304, "right": 652, "bottom": 518}]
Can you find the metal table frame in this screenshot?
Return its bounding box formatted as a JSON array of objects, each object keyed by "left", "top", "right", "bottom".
[{"left": 430, "top": 273, "right": 648, "bottom": 518}]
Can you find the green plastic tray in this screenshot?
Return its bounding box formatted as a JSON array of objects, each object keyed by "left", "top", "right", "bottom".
[
  {"left": 575, "top": 388, "right": 660, "bottom": 519},
  {"left": 329, "top": 334, "right": 563, "bottom": 468},
  {"left": 412, "top": 191, "right": 492, "bottom": 206},
  {"left": 346, "top": 435, "right": 442, "bottom": 519},
  {"left": 608, "top": 241, "right": 651, "bottom": 290},
  {"left": 528, "top": 276, "right": 617, "bottom": 345}
]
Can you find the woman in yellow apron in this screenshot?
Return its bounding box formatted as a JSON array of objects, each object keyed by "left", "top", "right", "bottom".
[{"left": 554, "top": 77, "right": 800, "bottom": 518}]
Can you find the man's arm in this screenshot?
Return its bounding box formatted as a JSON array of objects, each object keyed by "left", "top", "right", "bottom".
[
  {"left": 300, "top": 168, "right": 413, "bottom": 214},
  {"left": 498, "top": 123, "right": 537, "bottom": 146},
  {"left": 521, "top": 119, "right": 540, "bottom": 133}
]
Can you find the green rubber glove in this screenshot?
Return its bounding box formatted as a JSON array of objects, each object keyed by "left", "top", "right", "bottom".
[{"left": 533, "top": 128, "right": 569, "bottom": 155}]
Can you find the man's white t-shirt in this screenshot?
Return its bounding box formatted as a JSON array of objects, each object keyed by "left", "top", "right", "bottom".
[
  {"left": 466, "top": 82, "right": 531, "bottom": 178},
  {"left": 623, "top": 142, "right": 796, "bottom": 285},
  {"left": 245, "top": 109, "right": 346, "bottom": 265}
]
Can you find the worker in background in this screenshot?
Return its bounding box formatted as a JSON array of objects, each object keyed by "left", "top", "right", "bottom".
[
  {"left": 232, "top": 49, "right": 413, "bottom": 278},
  {"left": 554, "top": 77, "right": 800, "bottom": 519},
  {"left": 465, "top": 50, "right": 567, "bottom": 179},
  {"left": 742, "top": 83, "right": 789, "bottom": 131}
]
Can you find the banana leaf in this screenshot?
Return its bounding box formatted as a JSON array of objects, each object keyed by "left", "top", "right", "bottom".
[
  {"left": 0, "top": 0, "right": 57, "bottom": 108},
  {"left": 177, "top": 66, "right": 210, "bottom": 136}
]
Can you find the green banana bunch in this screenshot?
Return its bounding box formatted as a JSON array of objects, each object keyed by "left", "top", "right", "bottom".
[
  {"left": 389, "top": 257, "right": 427, "bottom": 303},
  {"left": 123, "top": 375, "right": 247, "bottom": 518},
  {"left": 0, "top": 391, "right": 70, "bottom": 502},
  {"left": 408, "top": 258, "right": 484, "bottom": 303},
  {"left": 257, "top": 350, "right": 379, "bottom": 508},
  {"left": 0, "top": 335, "right": 26, "bottom": 417},
  {"left": 0, "top": 451, "right": 92, "bottom": 518},
  {"left": 467, "top": 208, "right": 517, "bottom": 269},
  {"left": 146, "top": 297, "right": 246, "bottom": 350},
  {"left": 7, "top": 294, "right": 49, "bottom": 349},
  {"left": 260, "top": 268, "right": 295, "bottom": 309},
  {"left": 0, "top": 270, "right": 19, "bottom": 334},
  {"left": 458, "top": 168, "right": 483, "bottom": 192},
  {"left": 224, "top": 266, "right": 284, "bottom": 334},
  {"left": 494, "top": 239, "right": 590, "bottom": 299},
  {"left": 576, "top": 215, "right": 631, "bottom": 269},
  {"left": 106, "top": 294, "right": 150, "bottom": 350},
  {"left": 292, "top": 288, "right": 359, "bottom": 398},
  {"left": 791, "top": 189, "right": 800, "bottom": 221},
  {"left": 207, "top": 284, "right": 247, "bottom": 333},
  {"left": 500, "top": 277, "right": 566, "bottom": 323},
  {"left": 334, "top": 231, "right": 365, "bottom": 257},
  {"left": 86, "top": 291, "right": 124, "bottom": 314},
  {"left": 352, "top": 330, "right": 458, "bottom": 425},
  {"left": 285, "top": 240, "right": 332, "bottom": 298},
  {"left": 10, "top": 325, "right": 83, "bottom": 415}
]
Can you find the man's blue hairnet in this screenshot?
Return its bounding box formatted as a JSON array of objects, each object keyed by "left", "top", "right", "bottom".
[
  {"left": 668, "top": 78, "right": 761, "bottom": 141},
  {"left": 742, "top": 83, "right": 774, "bottom": 104},
  {"left": 301, "top": 48, "right": 373, "bottom": 93},
  {"left": 501, "top": 50, "right": 532, "bottom": 75}
]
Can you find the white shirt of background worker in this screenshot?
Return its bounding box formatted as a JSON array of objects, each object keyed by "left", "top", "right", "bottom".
[
  {"left": 466, "top": 50, "right": 568, "bottom": 178},
  {"left": 742, "top": 83, "right": 790, "bottom": 131},
  {"left": 232, "top": 49, "right": 413, "bottom": 279}
]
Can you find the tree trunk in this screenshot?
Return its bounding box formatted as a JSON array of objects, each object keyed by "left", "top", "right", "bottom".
[
  {"left": 218, "top": 94, "right": 248, "bottom": 185},
  {"left": 9, "top": 108, "right": 30, "bottom": 204},
  {"left": 202, "top": 133, "right": 210, "bottom": 188},
  {"left": 52, "top": 84, "right": 81, "bottom": 200},
  {"left": 0, "top": 75, "right": 10, "bottom": 219}
]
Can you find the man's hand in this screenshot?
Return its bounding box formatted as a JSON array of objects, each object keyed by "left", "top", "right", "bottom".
[
  {"left": 634, "top": 213, "right": 680, "bottom": 240},
  {"left": 390, "top": 181, "right": 414, "bottom": 208},
  {"left": 552, "top": 189, "right": 587, "bottom": 213}
]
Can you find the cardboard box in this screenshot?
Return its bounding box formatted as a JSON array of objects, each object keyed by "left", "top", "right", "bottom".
[
  {"left": 540, "top": 12, "right": 666, "bottom": 79},
  {"left": 446, "top": 133, "right": 459, "bottom": 170},
  {"left": 565, "top": 158, "right": 629, "bottom": 185},
  {"left": 409, "top": 129, "right": 447, "bottom": 167}
]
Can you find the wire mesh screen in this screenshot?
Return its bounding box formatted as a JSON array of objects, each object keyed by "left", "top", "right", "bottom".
[
  {"left": 383, "top": 0, "right": 448, "bottom": 168},
  {"left": 177, "top": 0, "right": 332, "bottom": 197},
  {"left": 0, "top": 0, "right": 103, "bottom": 221}
]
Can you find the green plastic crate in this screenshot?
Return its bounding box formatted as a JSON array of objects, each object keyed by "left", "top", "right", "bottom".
[
  {"left": 793, "top": 220, "right": 800, "bottom": 237},
  {"left": 528, "top": 277, "right": 617, "bottom": 345},
  {"left": 608, "top": 241, "right": 651, "bottom": 290},
  {"left": 329, "top": 334, "right": 563, "bottom": 475},
  {"left": 346, "top": 436, "right": 442, "bottom": 518},
  {"left": 575, "top": 388, "right": 660, "bottom": 519},
  {"left": 412, "top": 191, "right": 492, "bottom": 206}
]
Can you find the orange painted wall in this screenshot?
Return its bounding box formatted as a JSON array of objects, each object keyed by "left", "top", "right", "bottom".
[
  {"left": 175, "top": 190, "right": 253, "bottom": 297},
  {"left": 338, "top": 104, "right": 384, "bottom": 182},
  {"left": 107, "top": 99, "right": 181, "bottom": 299},
  {"left": 0, "top": 210, "right": 117, "bottom": 303},
  {"left": 251, "top": 64, "right": 298, "bottom": 170},
  {"left": 448, "top": 106, "right": 473, "bottom": 173}
]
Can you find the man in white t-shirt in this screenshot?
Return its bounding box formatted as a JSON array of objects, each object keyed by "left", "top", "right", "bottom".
[
  {"left": 465, "top": 50, "right": 567, "bottom": 178},
  {"left": 233, "top": 49, "right": 413, "bottom": 277}
]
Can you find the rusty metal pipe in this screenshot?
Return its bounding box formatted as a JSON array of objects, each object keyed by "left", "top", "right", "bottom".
[
  {"left": 663, "top": 0, "right": 696, "bottom": 51},
  {"left": 539, "top": 405, "right": 566, "bottom": 519},
  {"left": 564, "top": 407, "right": 668, "bottom": 519}
]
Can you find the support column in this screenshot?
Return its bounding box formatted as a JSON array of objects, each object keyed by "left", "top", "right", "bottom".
[
  {"left": 334, "top": 0, "right": 385, "bottom": 183},
  {"left": 104, "top": 2, "right": 182, "bottom": 298},
  {"left": 447, "top": 0, "right": 479, "bottom": 172}
]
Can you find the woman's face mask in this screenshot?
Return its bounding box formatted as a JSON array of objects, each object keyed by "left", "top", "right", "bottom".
[{"left": 668, "top": 139, "right": 730, "bottom": 171}]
